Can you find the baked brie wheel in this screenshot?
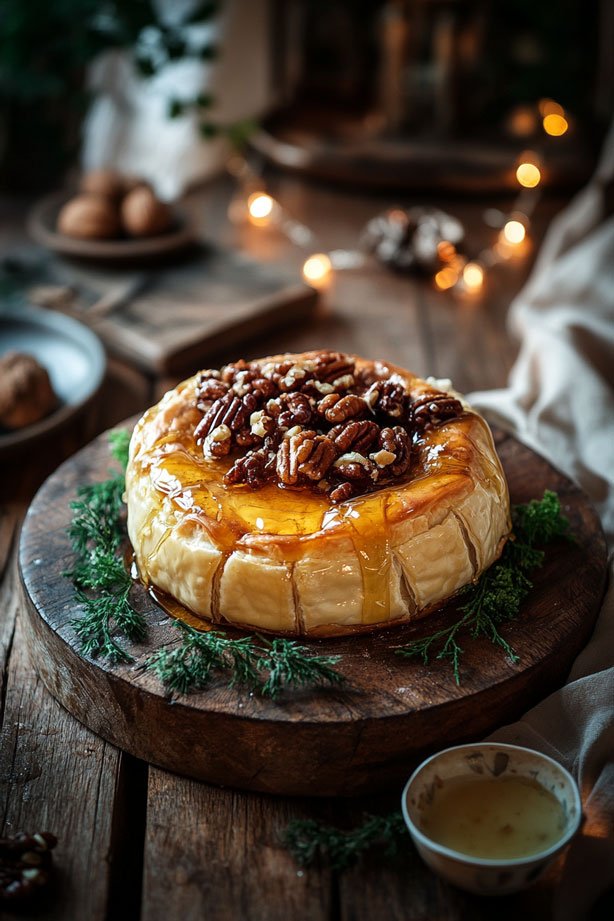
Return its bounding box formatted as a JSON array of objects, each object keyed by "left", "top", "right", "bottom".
[{"left": 126, "top": 351, "right": 511, "bottom": 636}]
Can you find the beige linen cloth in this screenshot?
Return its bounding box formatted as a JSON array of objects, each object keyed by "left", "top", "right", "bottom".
[{"left": 469, "top": 121, "right": 614, "bottom": 919}]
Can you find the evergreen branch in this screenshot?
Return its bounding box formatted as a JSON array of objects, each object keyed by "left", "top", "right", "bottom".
[
  {"left": 282, "top": 812, "right": 409, "bottom": 870},
  {"left": 144, "top": 626, "right": 344, "bottom": 699},
  {"left": 67, "top": 430, "right": 145, "bottom": 663},
  {"left": 108, "top": 428, "right": 131, "bottom": 470},
  {"left": 396, "top": 490, "right": 573, "bottom": 682},
  {"left": 256, "top": 637, "right": 345, "bottom": 699}
]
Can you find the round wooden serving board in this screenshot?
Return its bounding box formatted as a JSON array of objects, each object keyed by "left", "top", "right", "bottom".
[{"left": 19, "top": 427, "right": 607, "bottom": 796}]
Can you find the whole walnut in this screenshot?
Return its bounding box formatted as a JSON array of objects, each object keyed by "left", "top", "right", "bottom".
[
  {"left": 121, "top": 175, "right": 152, "bottom": 196},
  {"left": 79, "top": 168, "right": 125, "bottom": 200},
  {"left": 0, "top": 352, "right": 58, "bottom": 429},
  {"left": 121, "top": 187, "right": 172, "bottom": 237},
  {"left": 57, "top": 194, "right": 121, "bottom": 240}
]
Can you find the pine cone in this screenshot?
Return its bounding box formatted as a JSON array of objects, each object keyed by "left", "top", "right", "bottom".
[{"left": 0, "top": 831, "right": 57, "bottom": 903}]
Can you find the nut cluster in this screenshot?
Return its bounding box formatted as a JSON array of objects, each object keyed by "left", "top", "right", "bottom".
[
  {"left": 194, "top": 352, "right": 463, "bottom": 503},
  {"left": 0, "top": 831, "right": 57, "bottom": 903},
  {"left": 57, "top": 169, "right": 172, "bottom": 241}
]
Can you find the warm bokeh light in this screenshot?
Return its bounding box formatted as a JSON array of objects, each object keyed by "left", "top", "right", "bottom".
[
  {"left": 543, "top": 113, "right": 569, "bottom": 137},
  {"left": 516, "top": 162, "right": 541, "bottom": 188},
  {"left": 437, "top": 240, "right": 457, "bottom": 263},
  {"left": 434, "top": 267, "right": 459, "bottom": 291},
  {"left": 539, "top": 99, "right": 565, "bottom": 117},
  {"left": 502, "top": 220, "right": 526, "bottom": 245},
  {"left": 462, "top": 262, "right": 484, "bottom": 292},
  {"left": 507, "top": 105, "right": 538, "bottom": 137},
  {"left": 247, "top": 192, "right": 275, "bottom": 224},
  {"left": 302, "top": 253, "right": 332, "bottom": 285}
]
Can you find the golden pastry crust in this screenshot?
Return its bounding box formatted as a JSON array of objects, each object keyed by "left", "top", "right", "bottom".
[{"left": 126, "top": 352, "right": 511, "bottom": 636}]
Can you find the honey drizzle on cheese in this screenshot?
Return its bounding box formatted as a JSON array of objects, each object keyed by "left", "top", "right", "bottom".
[{"left": 132, "top": 407, "right": 485, "bottom": 630}]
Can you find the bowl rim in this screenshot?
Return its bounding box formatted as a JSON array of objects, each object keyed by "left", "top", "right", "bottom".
[
  {"left": 401, "top": 742, "right": 582, "bottom": 868},
  {"left": 0, "top": 304, "right": 106, "bottom": 455}
]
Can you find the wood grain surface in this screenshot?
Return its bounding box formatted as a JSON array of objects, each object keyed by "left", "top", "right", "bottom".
[{"left": 18, "top": 427, "right": 607, "bottom": 796}]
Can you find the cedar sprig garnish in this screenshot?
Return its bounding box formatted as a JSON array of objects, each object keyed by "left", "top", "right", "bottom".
[
  {"left": 395, "top": 490, "right": 573, "bottom": 683},
  {"left": 282, "top": 812, "right": 409, "bottom": 870},
  {"left": 144, "top": 626, "right": 345, "bottom": 698},
  {"left": 66, "top": 429, "right": 146, "bottom": 664}
]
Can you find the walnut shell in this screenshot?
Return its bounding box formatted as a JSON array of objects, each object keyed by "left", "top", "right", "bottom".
[
  {"left": 0, "top": 352, "right": 58, "bottom": 429},
  {"left": 121, "top": 187, "right": 172, "bottom": 238},
  {"left": 57, "top": 194, "right": 121, "bottom": 240},
  {"left": 79, "top": 169, "right": 125, "bottom": 200},
  {"left": 121, "top": 175, "right": 152, "bottom": 196}
]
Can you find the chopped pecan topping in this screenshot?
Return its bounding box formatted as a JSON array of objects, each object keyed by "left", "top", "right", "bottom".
[
  {"left": 276, "top": 429, "right": 336, "bottom": 485},
  {"left": 312, "top": 351, "right": 355, "bottom": 383},
  {"left": 378, "top": 426, "right": 411, "bottom": 475},
  {"left": 203, "top": 424, "right": 232, "bottom": 458},
  {"left": 412, "top": 393, "right": 463, "bottom": 431},
  {"left": 194, "top": 352, "right": 465, "bottom": 501},
  {"left": 220, "top": 359, "right": 253, "bottom": 383},
  {"left": 225, "top": 448, "right": 277, "bottom": 488},
  {"left": 317, "top": 393, "right": 366, "bottom": 424},
  {"left": 329, "top": 419, "right": 379, "bottom": 454},
  {"left": 195, "top": 392, "right": 258, "bottom": 444},
  {"left": 365, "top": 380, "right": 407, "bottom": 419},
  {"left": 196, "top": 376, "right": 229, "bottom": 408},
  {"left": 297, "top": 434, "right": 338, "bottom": 481},
  {"left": 329, "top": 481, "right": 355, "bottom": 504},
  {"left": 267, "top": 392, "right": 314, "bottom": 428}
]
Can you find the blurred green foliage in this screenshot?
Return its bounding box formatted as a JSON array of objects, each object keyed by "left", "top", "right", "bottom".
[{"left": 0, "top": 0, "right": 220, "bottom": 187}]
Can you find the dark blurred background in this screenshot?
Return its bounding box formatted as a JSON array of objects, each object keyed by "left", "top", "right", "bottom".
[{"left": 1, "top": 0, "right": 611, "bottom": 194}]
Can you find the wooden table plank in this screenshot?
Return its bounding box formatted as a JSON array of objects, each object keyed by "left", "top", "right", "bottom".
[
  {"left": 142, "top": 770, "right": 333, "bottom": 921},
  {"left": 0, "top": 565, "right": 120, "bottom": 920}
]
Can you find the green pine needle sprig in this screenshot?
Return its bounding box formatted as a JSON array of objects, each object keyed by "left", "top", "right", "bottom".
[
  {"left": 282, "top": 812, "right": 409, "bottom": 870},
  {"left": 395, "top": 490, "right": 573, "bottom": 683},
  {"left": 144, "top": 626, "right": 345, "bottom": 698},
  {"left": 66, "top": 428, "right": 145, "bottom": 664}
]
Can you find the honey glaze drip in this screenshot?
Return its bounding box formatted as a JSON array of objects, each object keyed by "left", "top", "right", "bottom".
[
  {"left": 129, "top": 548, "right": 213, "bottom": 632},
  {"left": 148, "top": 585, "right": 214, "bottom": 632},
  {"left": 339, "top": 491, "right": 392, "bottom": 625}
]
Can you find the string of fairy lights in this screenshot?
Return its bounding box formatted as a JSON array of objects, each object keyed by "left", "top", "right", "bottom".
[{"left": 228, "top": 97, "right": 571, "bottom": 297}]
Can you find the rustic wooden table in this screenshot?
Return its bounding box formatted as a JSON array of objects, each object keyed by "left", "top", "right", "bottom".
[{"left": 1, "top": 176, "right": 610, "bottom": 920}]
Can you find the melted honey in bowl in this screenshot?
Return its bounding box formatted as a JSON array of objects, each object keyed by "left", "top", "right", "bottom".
[{"left": 420, "top": 775, "right": 568, "bottom": 860}]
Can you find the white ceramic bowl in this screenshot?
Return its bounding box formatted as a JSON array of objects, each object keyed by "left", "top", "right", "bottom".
[{"left": 402, "top": 743, "right": 582, "bottom": 895}]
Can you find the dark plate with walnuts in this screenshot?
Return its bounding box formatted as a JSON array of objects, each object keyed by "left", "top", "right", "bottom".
[
  {"left": 28, "top": 191, "right": 196, "bottom": 263},
  {"left": 0, "top": 304, "right": 106, "bottom": 457}
]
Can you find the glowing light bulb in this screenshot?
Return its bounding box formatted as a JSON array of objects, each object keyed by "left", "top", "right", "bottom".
[
  {"left": 462, "top": 262, "right": 484, "bottom": 292},
  {"left": 507, "top": 105, "right": 538, "bottom": 137},
  {"left": 543, "top": 113, "right": 568, "bottom": 137},
  {"left": 502, "top": 220, "right": 526, "bottom": 245},
  {"left": 302, "top": 253, "right": 332, "bottom": 286},
  {"left": 247, "top": 192, "right": 275, "bottom": 225},
  {"left": 539, "top": 99, "right": 564, "bottom": 117},
  {"left": 437, "top": 240, "right": 457, "bottom": 263},
  {"left": 516, "top": 162, "right": 541, "bottom": 188},
  {"left": 434, "top": 267, "right": 459, "bottom": 291}
]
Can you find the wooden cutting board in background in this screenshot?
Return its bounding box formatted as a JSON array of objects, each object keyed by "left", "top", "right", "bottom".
[
  {"left": 19, "top": 428, "right": 607, "bottom": 797},
  {"left": 29, "top": 245, "right": 318, "bottom": 375}
]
